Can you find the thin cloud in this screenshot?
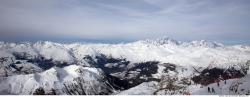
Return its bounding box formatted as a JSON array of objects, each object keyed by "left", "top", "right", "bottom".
[{"left": 0, "top": 0, "right": 249, "bottom": 44}]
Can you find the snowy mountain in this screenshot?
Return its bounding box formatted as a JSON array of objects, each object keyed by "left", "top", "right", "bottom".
[{"left": 0, "top": 37, "right": 250, "bottom": 95}]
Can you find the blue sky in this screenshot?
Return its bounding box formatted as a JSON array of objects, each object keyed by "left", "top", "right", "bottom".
[{"left": 0, "top": 0, "right": 250, "bottom": 44}]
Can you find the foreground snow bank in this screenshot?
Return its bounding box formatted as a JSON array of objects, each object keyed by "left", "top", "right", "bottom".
[
  {"left": 0, "top": 65, "right": 105, "bottom": 95},
  {"left": 117, "top": 81, "right": 158, "bottom": 95},
  {"left": 189, "top": 74, "right": 250, "bottom": 95}
]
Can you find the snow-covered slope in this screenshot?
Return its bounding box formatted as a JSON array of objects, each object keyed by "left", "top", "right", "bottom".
[
  {"left": 117, "top": 81, "right": 158, "bottom": 95},
  {"left": 116, "top": 74, "right": 250, "bottom": 95},
  {"left": 0, "top": 37, "right": 250, "bottom": 95},
  {"left": 1, "top": 38, "right": 250, "bottom": 68},
  {"left": 63, "top": 37, "right": 250, "bottom": 68},
  {"left": 189, "top": 74, "right": 250, "bottom": 95},
  {"left": 0, "top": 65, "right": 107, "bottom": 95}
]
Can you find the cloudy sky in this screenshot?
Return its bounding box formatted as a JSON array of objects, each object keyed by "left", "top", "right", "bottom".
[{"left": 0, "top": 0, "right": 250, "bottom": 44}]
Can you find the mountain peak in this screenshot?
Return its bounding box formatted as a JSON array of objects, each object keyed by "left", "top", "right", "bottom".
[
  {"left": 138, "top": 36, "right": 180, "bottom": 45},
  {"left": 186, "top": 40, "right": 224, "bottom": 48},
  {"left": 135, "top": 36, "right": 224, "bottom": 48}
]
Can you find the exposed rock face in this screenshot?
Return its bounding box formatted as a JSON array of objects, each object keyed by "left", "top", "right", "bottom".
[{"left": 192, "top": 66, "right": 248, "bottom": 85}]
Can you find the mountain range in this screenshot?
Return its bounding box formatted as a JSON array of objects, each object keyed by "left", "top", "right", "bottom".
[{"left": 0, "top": 37, "right": 250, "bottom": 95}]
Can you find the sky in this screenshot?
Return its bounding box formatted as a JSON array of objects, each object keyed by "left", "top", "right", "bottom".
[{"left": 0, "top": 0, "right": 250, "bottom": 44}]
